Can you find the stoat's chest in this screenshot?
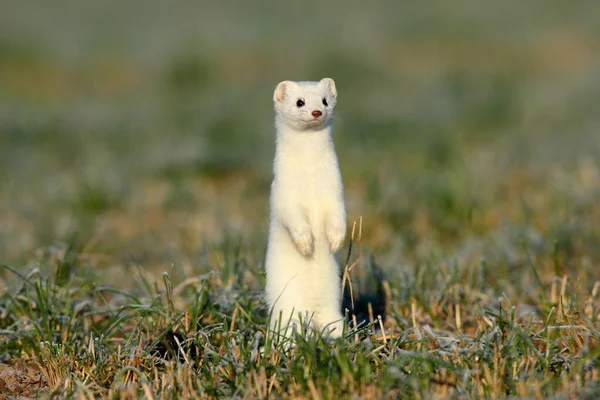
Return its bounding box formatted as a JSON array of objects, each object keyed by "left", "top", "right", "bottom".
[
  {"left": 275, "top": 145, "right": 337, "bottom": 184},
  {"left": 271, "top": 128, "right": 341, "bottom": 214},
  {"left": 272, "top": 149, "right": 340, "bottom": 219}
]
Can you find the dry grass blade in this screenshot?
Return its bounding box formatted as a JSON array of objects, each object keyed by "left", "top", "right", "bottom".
[{"left": 342, "top": 216, "right": 363, "bottom": 312}]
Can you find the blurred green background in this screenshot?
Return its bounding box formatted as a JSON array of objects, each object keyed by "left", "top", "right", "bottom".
[{"left": 1, "top": 0, "right": 599, "bottom": 295}]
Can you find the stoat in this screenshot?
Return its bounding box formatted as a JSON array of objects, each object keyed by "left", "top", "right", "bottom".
[{"left": 265, "top": 78, "right": 346, "bottom": 339}]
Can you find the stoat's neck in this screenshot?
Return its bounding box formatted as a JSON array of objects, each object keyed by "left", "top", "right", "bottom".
[
  {"left": 275, "top": 119, "right": 332, "bottom": 148},
  {"left": 274, "top": 119, "right": 334, "bottom": 170}
]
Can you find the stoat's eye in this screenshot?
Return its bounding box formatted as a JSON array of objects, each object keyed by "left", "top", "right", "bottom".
[
  {"left": 322, "top": 98, "right": 328, "bottom": 106},
  {"left": 296, "top": 99, "right": 305, "bottom": 107}
]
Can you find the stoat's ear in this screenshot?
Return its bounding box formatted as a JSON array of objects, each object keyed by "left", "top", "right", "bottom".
[
  {"left": 274, "top": 80, "right": 295, "bottom": 103},
  {"left": 320, "top": 78, "right": 337, "bottom": 98}
]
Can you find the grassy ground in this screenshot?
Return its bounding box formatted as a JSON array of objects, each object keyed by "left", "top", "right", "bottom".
[{"left": 1, "top": 0, "right": 599, "bottom": 398}]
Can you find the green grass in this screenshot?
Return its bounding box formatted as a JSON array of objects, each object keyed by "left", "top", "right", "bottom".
[
  {"left": 1, "top": 234, "right": 598, "bottom": 398},
  {"left": 1, "top": 0, "right": 599, "bottom": 398}
]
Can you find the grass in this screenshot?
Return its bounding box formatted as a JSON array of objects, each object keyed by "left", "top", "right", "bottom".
[
  {"left": 0, "top": 229, "right": 598, "bottom": 398},
  {"left": 1, "top": 0, "right": 600, "bottom": 398}
]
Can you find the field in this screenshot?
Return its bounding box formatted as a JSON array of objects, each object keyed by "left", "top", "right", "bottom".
[{"left": 1, "top": 0, "right": 599, "bottom": 398}]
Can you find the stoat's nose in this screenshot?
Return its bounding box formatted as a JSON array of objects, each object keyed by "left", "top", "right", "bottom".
[{"left": 311, "top": 110, "right": 322, "bottom": 119}]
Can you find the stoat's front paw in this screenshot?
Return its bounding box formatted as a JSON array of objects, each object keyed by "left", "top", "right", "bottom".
[
  {"left": 326, "top": 223, "right": 346, "bottom": 253},
  {"left": 292, "top": 229, "right": 314, "bottom": 256}
]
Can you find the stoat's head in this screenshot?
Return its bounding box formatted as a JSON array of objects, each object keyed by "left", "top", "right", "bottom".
[{"left": 273, "top": 78, "right": 337, "bottom": 131}]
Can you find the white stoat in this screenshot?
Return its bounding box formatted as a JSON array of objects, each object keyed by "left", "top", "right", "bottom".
[{"left": 265, "top": 77, "right": 346, "bottom": 339}]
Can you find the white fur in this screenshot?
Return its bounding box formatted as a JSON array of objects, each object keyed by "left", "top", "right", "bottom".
[{"left": 265, "top": 78, "right": 346, "bottom": 339}]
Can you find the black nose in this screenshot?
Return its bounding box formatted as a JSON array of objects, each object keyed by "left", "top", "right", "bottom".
[{"left": 312, "top": 110, "right": 322, "bottom": 118}]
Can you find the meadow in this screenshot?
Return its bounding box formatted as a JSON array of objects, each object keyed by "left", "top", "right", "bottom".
[{"left": 0, "top": 1, "right": 599, "bottom": 398}]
